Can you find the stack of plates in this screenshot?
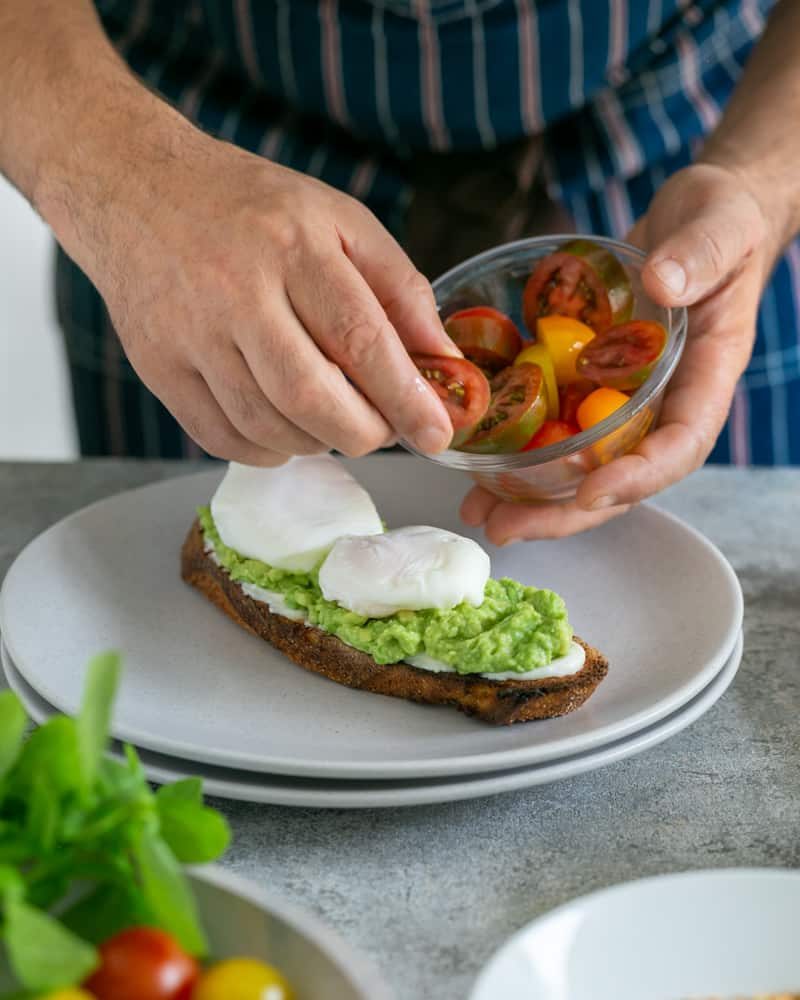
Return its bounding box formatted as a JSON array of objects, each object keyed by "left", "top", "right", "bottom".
[{"left": 0, "top": 457, "right": 743, "bottom": 809}]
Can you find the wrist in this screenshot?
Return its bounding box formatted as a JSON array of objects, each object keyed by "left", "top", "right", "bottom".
[{"left": 36, "top": 72, "right": 203, "bottom": 290}]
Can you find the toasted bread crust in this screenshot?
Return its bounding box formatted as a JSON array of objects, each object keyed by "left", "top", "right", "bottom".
[{"left": 181, "top": 520, "right": 608, "bottom": 725}]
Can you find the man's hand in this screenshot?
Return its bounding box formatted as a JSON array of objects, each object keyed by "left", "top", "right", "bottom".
[
  {"left": 73, "top": 131, "right": 458, "bottom": 465},
  {"left": 461, "top": 163, "right": 775, "bottom": 543}
]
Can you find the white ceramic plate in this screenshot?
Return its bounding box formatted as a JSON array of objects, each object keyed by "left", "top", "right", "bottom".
[
  {"left": 1, "top": 633, "right": 742, "bottom": 809},
  {"left": 0, "top": 458, "right": 743, "bottom": 780},
  {"left": 470, "top": 868, "right": 800, "bottom": 1000}
]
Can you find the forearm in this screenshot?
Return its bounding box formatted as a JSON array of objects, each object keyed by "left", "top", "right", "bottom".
[
  {"left": 0, "top": 1, "right": 198, "bottom": 285},
  {"left": 701, "top": 0, "right": 800, "bottom": 256}
]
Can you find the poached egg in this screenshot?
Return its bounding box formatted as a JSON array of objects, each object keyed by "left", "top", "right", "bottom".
[
  {"left": 318, "top": 525, "right": 490, "bottom": 618},
  {"left": 210, "top": 456, "right": 383, "bottom": 572}
]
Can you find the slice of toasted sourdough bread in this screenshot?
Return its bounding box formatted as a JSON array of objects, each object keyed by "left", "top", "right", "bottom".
[{"left": 181, "top": 519, "right": 608, "bottom": 725}]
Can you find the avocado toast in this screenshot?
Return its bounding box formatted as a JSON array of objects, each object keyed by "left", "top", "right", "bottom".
[{"left": 180, "top": 458, "right": 608, "bottom": 726}]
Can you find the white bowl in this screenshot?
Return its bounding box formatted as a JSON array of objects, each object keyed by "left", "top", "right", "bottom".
[
  {"left": 192, "top": 866, "right": 393, "bottom": 1000},
  {"left": 470, "top": 868, "right": 800, "bottom": 1000}
]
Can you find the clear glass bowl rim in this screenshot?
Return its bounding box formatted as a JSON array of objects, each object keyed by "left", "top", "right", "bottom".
[{"left": 403, "top": 234, "right": 689, "bottom": 472}]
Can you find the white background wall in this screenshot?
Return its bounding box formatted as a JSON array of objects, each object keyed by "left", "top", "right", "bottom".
[{"left": 0, "top": 177, "right": 77, "bottom": 460}]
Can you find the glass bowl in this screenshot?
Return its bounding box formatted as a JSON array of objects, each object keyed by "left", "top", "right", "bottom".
[{"left": 403, "top": 235, "right": 688, "bottom": 504}]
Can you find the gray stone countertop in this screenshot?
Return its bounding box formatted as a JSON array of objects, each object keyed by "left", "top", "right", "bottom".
[{"left": 1, "top": 461, "right": 798, "bottom": 999}]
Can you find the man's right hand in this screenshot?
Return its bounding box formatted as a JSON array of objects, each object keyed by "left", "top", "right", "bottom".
[
  {"left": 1, "top": 0, "right": 457, "bottom": 465},
  {"left": 58, "top": 127, "right": 459, "bottom": 465}
]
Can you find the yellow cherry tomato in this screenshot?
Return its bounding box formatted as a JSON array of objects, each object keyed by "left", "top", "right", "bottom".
[
  {"left": 576, "top": 387, "right": 630, "bottom": 431},
  {"left": 514, "top": 343, "right": 559, "bottom": 420},
  {"left": 193, "top": 958, "right": 295, "bottom": 1000},
  {"left": 536, "top": 315, "right": 596, "bottom": 384},
  {"left": 39, "top": 992, "right": 95, "bottom": 1000}
]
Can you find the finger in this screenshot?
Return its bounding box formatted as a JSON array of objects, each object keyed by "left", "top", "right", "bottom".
[
  {"left": 161, "top": 370, "right": 288, "bottom": 466},
  {"left": 460, "top": 486, "right": 503, "bottom": 526},
  {"left": 641, "top": 190, "right": 764, "bottom": 307},
  {"left": 626, "top": 216, "right": 648, "bottom": 251},
  {"left": 338, "top": 200, "right": 461, "bottom": 358},
  {"left": 483, "top": 499, "right": 632, "bottom": 544},
  {"left": 286, "top": 252, "right": 454, "bottom": 453},
  {"left": 239, "top": 300, "right": 395, "bottom": 458},
  {"left": 202, "top": 346, "right": 328, "bottom": 456}
]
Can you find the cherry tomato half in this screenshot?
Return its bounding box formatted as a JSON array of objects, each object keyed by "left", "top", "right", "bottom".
[
  {"left": 576, "top": 319, "right": 667, "bottom": 391},
  {"left": 558, "top": 381, "right": 595, "bottom": 426},
  {"left": 83, "top": 927, "right": 198, "bottom": 1000},
  {"left": 576, "top": 387, "right": 630, "bottom": 431},
  {"left": 536, "top": 315, "right": 596, "bottom": 384},
  {"left": 523, "top": 420, "right": 580, "bottom": 451},
  {"left": 444, "top": 306, "right": 523, "bottom": 372},
  {"left": 514, "top": 343, "right": 559, "bottom": 420},
  {"left": 559, "top": 239, "right": 634, "bottom": 325},
  {"left": 523, "top": 255, "right": 611, "bottom": 334},
  {"left": 193, "top": 958, "right": 295, "bottom": 1000},
  {"left": 412, "top": 355, "right": 491, "bottom": 448},
  {"left": 460, "top": 363, "right": 548, "bottom": 453}
]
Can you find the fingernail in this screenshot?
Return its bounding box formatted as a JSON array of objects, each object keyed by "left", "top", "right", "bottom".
[
  {"left": 415, "top": 425, "right": 452, "bottom": 454},
  {"left": 439, "top": 330, "right": 463, "bottom": 357},
  {"left": 590, "top": 495, "right": 618, "bottom": 510},
  {"left": 501, "top": 537, "right": 523, "bottom": 547},
  {"left": 653, "top": 258, "right": 687, "bottom": 297}
]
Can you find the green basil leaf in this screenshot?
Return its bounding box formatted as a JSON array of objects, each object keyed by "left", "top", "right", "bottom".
[
  {"left": 9, "top": 718, "right": 80, "bottom": 800},
  {"left": 0, "top": 693, "right": 26, "bottom": 782},
  {"left": 25, "top": 773, "right": 58, "bottom": 853},
  {"left": 77, "top": 651, "right": 121, "bottom": 791},
  {"left": 0, "top": 866, "right": 24, "bottom": 905},
  {"left": 133, "top": 830, "right": 207, "bottom": 956},
  {"left": 156, "top": 777, "right": 203, "bottom": 806},
  {"left": 156, "top": 796, "right": 230, "bottom": 864},
  {"left": 60, "top": 882, "right": 152, "bottom": 946},
  {"left": 4, "top": 899, "right": 98, "bottom": 990}
]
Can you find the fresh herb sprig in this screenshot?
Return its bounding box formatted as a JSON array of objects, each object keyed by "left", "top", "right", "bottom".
[{"left": 0, "top": 652, "right": 231, "bottom": 995}]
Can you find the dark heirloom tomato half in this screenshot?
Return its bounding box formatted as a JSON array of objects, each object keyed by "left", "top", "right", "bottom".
[
  {"left": 444, "top": 306, "right": 523, "bottom": 372},
  {"left": 560, "top": 239, "right": 634, "bottom": 325},
  {"left": 522, "top": 239, "right": 633, "bottom": 335},
  {"left": 576, "top": 319, "right": 667, "bottom": 391},
  {"left": 558, "top": 380, "right": 595, "bottom": 426},
  {"left": 412, "top": 354, "right": 491, "bottom": 447},
  {"left": 459, "top": 363, "right": 548, "bottom": 454}
]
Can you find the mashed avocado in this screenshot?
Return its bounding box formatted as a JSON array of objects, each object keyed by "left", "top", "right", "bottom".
[{"left": 198, "top": 507, "right": 573, "bottom": 674}]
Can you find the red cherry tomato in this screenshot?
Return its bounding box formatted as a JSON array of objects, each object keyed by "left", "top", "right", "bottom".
[
  {"left": 523, "top": 253, "right": 613, "bottom": 334},
  {"left": 412, "top": 355, "right": 491, "bottom": 447},
  {"left": 444, "top": 307, "right": 523, "bottom": 372},
  {"left": 523, "top": 420, "right": 580, "bottom": 451},
  {"left": 459, "top": 363, "right": 548, "bottom": 454},
  {"left": 576, "top": 320, "right": 668, "bottom": 391},
  {"left": 83, "top": 927, "right": 198, "bottom": 1000},
  {"left": 558, "top": 381, "right": 595, "bottom": 426}
]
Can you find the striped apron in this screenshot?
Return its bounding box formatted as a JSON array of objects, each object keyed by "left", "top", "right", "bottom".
[{"left": 58, "top": 0, "right": 799, "bottom": 464}]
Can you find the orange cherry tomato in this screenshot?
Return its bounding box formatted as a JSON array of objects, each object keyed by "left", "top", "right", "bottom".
[
  {"left": 536, "top": 316, "right": 596, "bottom": 384},
  {"left": 514, "top": 343, "right": 559, "bottom": 419},
  {"left": 523, "top": 420, "right": 579, "bottom": 451},
  {"left": 558, "top": 380, "right": 594, "bottom": 426},
  {"left": 576, "top": 387, "right": 630, "bottom": 431},
  {"left": 444, "top": 306, "right": 523, "bottom": 372}
]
